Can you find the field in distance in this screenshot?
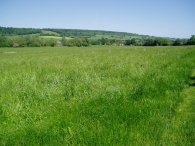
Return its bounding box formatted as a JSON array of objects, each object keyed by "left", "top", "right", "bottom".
[{"left": 0, "top": 46, "right": 195, "bottom": 145}]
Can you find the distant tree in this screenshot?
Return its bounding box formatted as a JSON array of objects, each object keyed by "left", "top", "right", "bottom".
[
  {"left": 130, "top": 38, "right": 137, "bottom": 45},
  {"left": 65, "top": 38, "right": 90, "bottom": 47},
  {"left": 173, "top": 39, "right": 182, "bottom": 46},
  {"left": 90, "top": 39, "right": 101, "bottom": 45},
  {"left": 45, "top": 39, "right": 56, "bottom": 47},
  {"left": 124, "top": 38, "right": 141, "bottom": 46},
  {"left": 144, "top": 39, "right": 156, "bottom": 46},
  {"left": 155, "top": 38, "right": 169, "bottom": 46},
  {"left": 29, "top": 37, "right": 42, "bottom": 47},
  {"left": 187, "top": 35, "right": 195, "bottom": 45},
  {"left": 0, "top": 36, "right": 12, "bottom": 47},
  {"left": 99, "top": 38, "right": 110, "bottom": 45},
  {"left": 24, "top": 36, "right": 32, "bottom": 46},
  {"left": 12, "top": 36, "right": 27, "bottom": 47},
  {"left": 61, "top": 37, "right": 67, "bottom": 46},
  {"left": 135, "top": 39, "right": 144, "bottom": 46},
  {"left": 82, "top": 38, "right": 90, "bottom": 47},
  {"left": 124, "top": 39, "right": 132, "bottom": 46},
  {"left": 144, "top": 38, "right": 169, "bottom": 46},
  {"left": 0, "top": 27, "right": 41, "bottom": 36}
]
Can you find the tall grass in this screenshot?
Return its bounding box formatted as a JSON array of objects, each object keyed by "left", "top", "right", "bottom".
[{"left": 0, "top": 46, "right": 195, "bottom": 145}]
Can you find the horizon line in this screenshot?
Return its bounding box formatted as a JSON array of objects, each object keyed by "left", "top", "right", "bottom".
[{"left": 0, "top": 25, "right": 190, "bottom": 39}]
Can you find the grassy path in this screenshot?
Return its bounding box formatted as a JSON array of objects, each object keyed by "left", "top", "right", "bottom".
[
  {"left": 161, "top": 86, "right": 195, "bottom": 145},
  {"left": 161, "top": 68, "right": 195, "bottom": 146}
]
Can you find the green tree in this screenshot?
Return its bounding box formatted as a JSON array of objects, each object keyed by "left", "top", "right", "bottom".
[
  {"left": 155, "top": 38, "right": 169, "bottom": 46},
  {"left": 144, "top": 38, "right": 169, "bottom": 46},
  {"left": 45, "top": 39, "right": 56, "bottom": 47},
  {"left": 144, "top": 39, "right": 156, "bottom": 46},
  {"left": 61, "top": 37, "right": 67, "bottom": 46},
  {"left": 0, "top": 36, "right": 12, "bottom": 47},
  {"left": 187, "top": 35, "right": 195, "bottom": 45},
  {"left": 173, "top": 39, "right": 182, "bottom": 46},
  {"left": 28, "top": 37, "right": 42, "bottom": 47},
  {"left": 124, "top": 39, "right": 132, "bottom": 46},
  {"left": 99, "top": 38, "right": 110, "bottom": 45}
]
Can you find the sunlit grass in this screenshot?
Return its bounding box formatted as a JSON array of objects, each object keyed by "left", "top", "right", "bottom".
[
  {"left": 0, "top": 46, "right": 195, "bottom": 145},
  {"left": 39, "top": 36, "right": 62, "bottom": 39}
]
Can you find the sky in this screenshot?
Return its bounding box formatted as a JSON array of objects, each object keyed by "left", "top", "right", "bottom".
[{"left": 0, "top": 0, "right": 194, "bottom": 38}]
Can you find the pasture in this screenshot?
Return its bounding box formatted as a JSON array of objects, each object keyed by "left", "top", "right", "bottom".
[{"left": 0, "top": 46, "right": 195, "bottom": 145}]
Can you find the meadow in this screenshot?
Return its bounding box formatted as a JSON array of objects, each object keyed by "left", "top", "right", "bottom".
[{"left": 0, "top": 46, "right": 195, "bottom": 145}]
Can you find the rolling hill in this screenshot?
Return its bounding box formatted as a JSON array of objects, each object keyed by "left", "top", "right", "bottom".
[{"left": 0, "top": 26, "right": 159, "bottom": 40}]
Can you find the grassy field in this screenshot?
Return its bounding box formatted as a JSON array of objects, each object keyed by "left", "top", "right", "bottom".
[
  {"left": 39, "top": 36, "right": 63, "bottom": 40},
  {"left": 0, "top": 46, "right": 195, "bottom": 145}
]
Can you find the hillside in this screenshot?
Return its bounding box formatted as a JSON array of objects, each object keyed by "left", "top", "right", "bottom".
[
  {"left": 0, "top": 26, "right": 155, "bottom": 40},
  {"left": 1, "top": 26, "right": 193, "bottom": 47}
]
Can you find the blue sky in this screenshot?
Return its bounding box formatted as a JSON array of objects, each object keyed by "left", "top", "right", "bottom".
[{"left": 0, "top": 0, "right": 194, "bottom": 38}]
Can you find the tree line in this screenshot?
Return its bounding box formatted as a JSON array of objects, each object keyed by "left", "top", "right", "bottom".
[
  {"left": 0, "top": 27, "right": 41, "bottom": 36},
  {"left": 0, "top": 35, "right": 195, "bottom": 47},
  {"left": 125, "top": 36, "right": 195, "bottom": 46},
  {"left": 0, "top": 36, "right": 56, "bottom": 47}
]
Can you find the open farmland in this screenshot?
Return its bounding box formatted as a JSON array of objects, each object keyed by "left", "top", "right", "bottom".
[{"left": 0, "top": 46, "right": 195, "bottom": 145}]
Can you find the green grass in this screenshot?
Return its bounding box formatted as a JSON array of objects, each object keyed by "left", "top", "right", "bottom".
[
  {"left": 0, "top": 46, "right": 195, "bottom": 145},
  {"left": 41, "top": 30, "right": 61, "bottom": 36},
  {"left": 39, "top": 36, "right": 73, "bottom": 40},
  {"left": 39, "top": 36, "right": 63, "bottom": 40}
]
